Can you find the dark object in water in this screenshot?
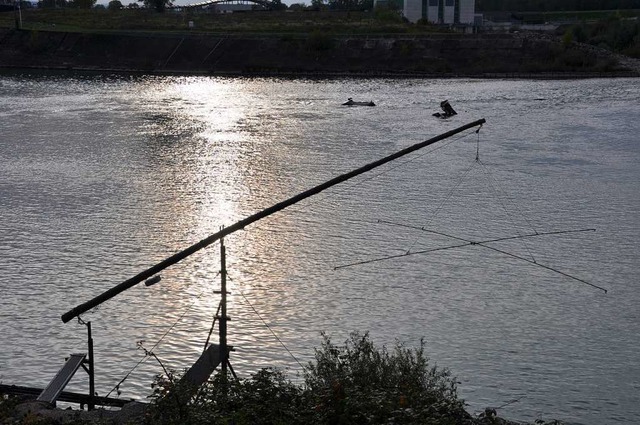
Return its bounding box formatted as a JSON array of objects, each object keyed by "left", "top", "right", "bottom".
[
  {"left": 343, "top": 98, "right": 376, "bottom": 106},
  {"left": 433, "top": 100, "right": 457, "bottom": 119}
]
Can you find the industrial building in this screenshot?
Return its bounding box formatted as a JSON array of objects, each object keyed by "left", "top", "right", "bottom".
[{"left": 389, "top": 0, "right": 477, "bottom": 25}]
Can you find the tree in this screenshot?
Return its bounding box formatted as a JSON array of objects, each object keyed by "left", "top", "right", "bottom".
[
  {"left": 68, "top": 0, "right": 96, "bottom": 8},
  {"left": 310, "top": 0, "right": 327, "bottom": 11},
  {"left": 270, "top": 0, "right": 287, "bottom": 11},
  {"left": 138, "top": 0, "right": 172, "bottom": 12},
  {"left": 288, "top": 2, "right": 305, "bottom": 11},
  {"left": 38, "top": 0, "right": 67, "bottom": 8},
  {"left": 108, "top": 0, "right": 123, "bottom": 9},
  {"left": 328, "top": 0, "right": 372, "bottom": 11}
]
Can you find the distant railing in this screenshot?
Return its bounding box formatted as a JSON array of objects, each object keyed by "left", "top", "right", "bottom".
[{"left": 172, "top": 0, "right": 277, "bottom": 10}]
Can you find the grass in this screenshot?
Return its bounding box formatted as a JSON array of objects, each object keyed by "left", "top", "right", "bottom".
[
  {"left": 486, "top": 8, "right": 640, "bottom": 23},
  {"left": 0, "top": 8, "right": 445, "bottom": 35}
]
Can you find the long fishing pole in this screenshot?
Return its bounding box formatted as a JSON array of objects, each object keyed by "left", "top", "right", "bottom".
[
  {"left": 336, "top": 223, "right": 606, "bottom": 293},
  {"left": 61, "top": 119, "right": 486, "bottom": 323}
]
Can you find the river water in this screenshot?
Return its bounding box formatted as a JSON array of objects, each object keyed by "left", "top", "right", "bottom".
[{"left": 1, "top": 73, "right": 639, "bottom": 424}]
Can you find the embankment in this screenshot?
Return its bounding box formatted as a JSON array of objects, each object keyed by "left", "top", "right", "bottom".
[{"left": 1, "top": 29, "right": 638, "bottom": 77}]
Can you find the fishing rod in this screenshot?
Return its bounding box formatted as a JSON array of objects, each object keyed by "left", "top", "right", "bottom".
[
  {"left": 335, "top": 221, "right": 606, "bottom": 293},
  {"left": 61, "top": 119, "right": 486, "bottom": 323}
]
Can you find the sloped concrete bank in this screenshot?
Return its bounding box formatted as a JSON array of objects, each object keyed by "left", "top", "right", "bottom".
[{"left": 0, "top": 29, "right": 638, "bottom": 77}]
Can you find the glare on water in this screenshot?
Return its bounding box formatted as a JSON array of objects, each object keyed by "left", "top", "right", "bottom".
[{"left": 0, "top": 73, "right": 639, "bottom": 424}]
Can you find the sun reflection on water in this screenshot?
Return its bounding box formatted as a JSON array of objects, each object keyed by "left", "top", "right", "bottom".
[{"left": 124, "top": 76, "right": 315, "bottom": 379}]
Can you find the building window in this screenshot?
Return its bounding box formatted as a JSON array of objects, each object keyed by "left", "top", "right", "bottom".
[
  {"left": 429, "top": 0, "right": 438, "bottom": 6},
  {"left": 445, "top": 0, "right": 453, "bottom": 5}
]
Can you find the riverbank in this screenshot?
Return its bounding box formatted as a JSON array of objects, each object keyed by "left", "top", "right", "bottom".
[
  {"left": 1, "top": 28, "right": 638, "bottom": 77},
  {"left": 1, "top": 400, "right": 528, "bottom": 425}
]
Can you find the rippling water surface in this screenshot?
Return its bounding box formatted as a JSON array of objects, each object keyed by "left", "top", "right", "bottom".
[{"left": 1, "top": 73, "right": 639, "bottom": 424}]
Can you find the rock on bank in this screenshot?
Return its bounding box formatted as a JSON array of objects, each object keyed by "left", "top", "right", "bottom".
[{"left": 0, "top": 29, "right": 638, "bottom": 77}]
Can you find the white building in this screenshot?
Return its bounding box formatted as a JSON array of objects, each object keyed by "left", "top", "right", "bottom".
[{"left": 389, "top": 0, "right": 476, "bottom": 25}]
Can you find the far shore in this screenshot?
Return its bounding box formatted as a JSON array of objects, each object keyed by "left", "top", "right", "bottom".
[{"left": 1, "top": 28, "right": 639, "bottom": 79}]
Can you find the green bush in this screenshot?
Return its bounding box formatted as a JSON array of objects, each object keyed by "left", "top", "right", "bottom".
[
  {"left": 145, "top": 332, "right": 476, "bottom": 425},
  {"left": 0, "top": 333, "right": 565, "bottom": 425},
  {"left": 566, "top": 18, "right": 639, "bottom": 54},
  {"left": 146, "top": 368, "right": 306, "bottom": 425},
  {"left": 374, "top": 7, "right": 403, "bottom": 23},
  {"left": 304, "top": 332, "right": 469, "bottom": 425}
]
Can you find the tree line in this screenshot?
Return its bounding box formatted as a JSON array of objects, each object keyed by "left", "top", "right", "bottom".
[
  {"left": 35, "top": 0, "right": 375, "bottom": 11},
  {"left": 308, "top": 0, "right": 375, "bottom": 11},
  {"left": 477, "top": 0, "right": 640, "bottom": 12},
  {"left": 33, "top": 0, "right": 640, "bottom": 13}
]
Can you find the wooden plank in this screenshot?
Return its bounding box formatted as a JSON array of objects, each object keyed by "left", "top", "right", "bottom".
[
  {"left": 37, "top": 353, "right": 86, "bottom": 404},
  {"left": 180, "top": 344, "right": 229, "bottom": 388},
  {"left": 0, "top": 384, "right": 132, "bottom": 408}
]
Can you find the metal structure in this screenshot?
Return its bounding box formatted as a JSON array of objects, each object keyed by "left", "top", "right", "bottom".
[
  {"left": 1, "top": 319, "right": 131, "bottom": 409},
  {"left": 34, "top": 321, "right": 96, "bottom": 409},
  {"left": 61, "top": 119, "right": 486, "bottom": 325},
  {"left": 57, "top": 119, "right": 486, "bottom": 391},
  {"left": 173, "top": 0, "right": 277, "bottom": 10}
]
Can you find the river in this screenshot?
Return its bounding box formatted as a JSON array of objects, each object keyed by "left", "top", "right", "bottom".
[{"left": 1, "top": 72, "right": 639, "bottom": 424}]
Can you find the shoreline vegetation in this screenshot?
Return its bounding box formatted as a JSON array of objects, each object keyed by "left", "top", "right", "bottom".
[
  {"left": 0, "top": 9, "right": 639, "bottom": 77},
  {"left": 1, "top": 333, "right": 564, "bottom": 425}
]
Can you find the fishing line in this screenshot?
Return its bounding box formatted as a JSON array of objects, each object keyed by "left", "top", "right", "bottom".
[
  {"left": 475, "top": 124, "right": 481, "bottom": 161},
  {"left": 474, "top": 243, "right": 607, "bottom": 293},
  {"left": 476, "top": 159, "right": 539, "bottom": 262},
  {"left": 494, "top": 395, "right": 526, "bottom": 411},
  {"left": 334, "top": 226, "right": 606, "bottom": 293},
  {"left": 334, "top": 225, "right": 586, "bottom": 270},
  {"left": 211, "top": 129, "right": 479, "bottom": 285},
  {"left": 403, "top": 158, "right": 479, "bottom": 254},
  {"left": 238, "top": 289, "right": 305, "bottom": 371},
  {"left": 204, "top": 233, "right": 306, "bottom": 372},
  {"left": 246, "top": 129, "right": 478, "bottom": 236},
  {"left": 105, "top": 278, "right": 213, "bottom": 398},
  {"left": 240, "top": 130, "right": 480, "bottom": 278},
  {"left": 334, "top": 242, "right": 472, "bottom": 269},
  {"left": 402, "top": 125, "right": 483, "bottom": 255}
]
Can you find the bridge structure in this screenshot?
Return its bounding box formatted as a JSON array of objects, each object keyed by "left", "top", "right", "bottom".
[{"left": 172, "top": 0, "right": 280, "bottom": 11}]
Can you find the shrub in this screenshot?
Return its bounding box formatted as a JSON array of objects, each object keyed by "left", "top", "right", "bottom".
[
  {"left": 108, "top": 0, "right": 123, "bottom": 9},
  {"left": 146, "top": 368, "right": 307, "bottom": 425},
  {"left": 0, "top": 333, "right": 567, "bottom": 424},
  {"left": 304, "top": 332, "right": 470, "bottom": 425},
  {"left": 374, "top": 7, "right": 403, "bottom": 23},
  {"left": 145, "top": 332, "right": 474, "bottom": 425}
]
